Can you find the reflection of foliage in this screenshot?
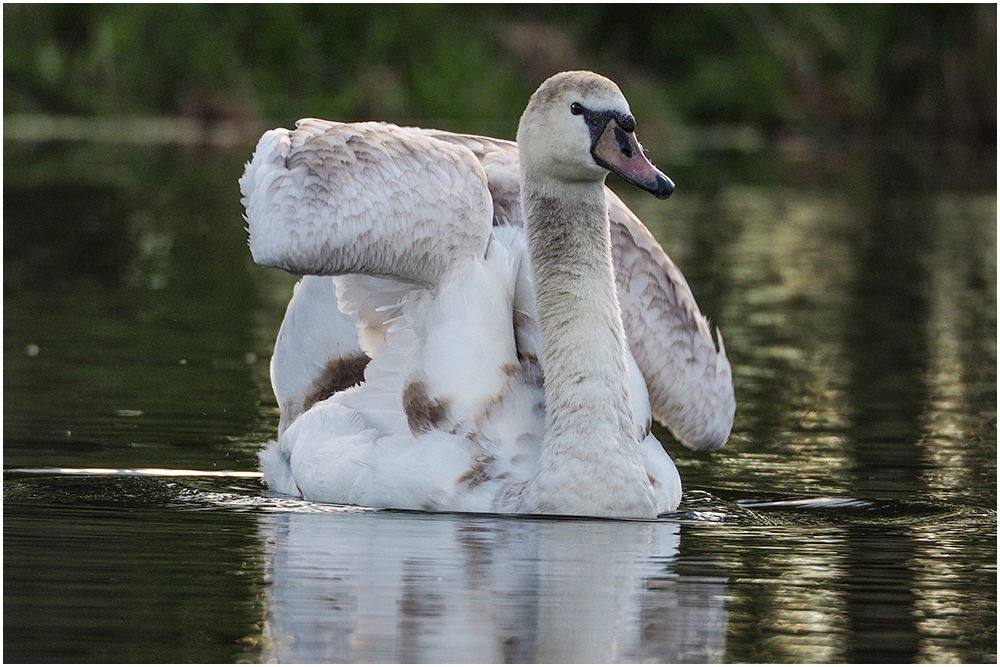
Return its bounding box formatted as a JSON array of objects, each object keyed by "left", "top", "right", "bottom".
[
  {"left": 3, "top": 4, "right": 996, "bottom": 142},
  {"left": 3, "top": 142, "right": 273, "bottom": 471}
]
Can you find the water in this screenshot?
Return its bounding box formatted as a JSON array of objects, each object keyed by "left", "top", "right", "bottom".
[{"left": 4, "top": 136, "right": 996, "bottom": 662}]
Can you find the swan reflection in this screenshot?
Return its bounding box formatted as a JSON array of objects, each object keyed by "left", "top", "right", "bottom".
[{"left": 258, "top": 508, "right": 726, "bottom": 662}]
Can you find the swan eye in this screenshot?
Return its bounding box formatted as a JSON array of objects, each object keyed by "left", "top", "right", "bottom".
[{"left": 570, "top": 102, "right": 585, "bottom": 116}]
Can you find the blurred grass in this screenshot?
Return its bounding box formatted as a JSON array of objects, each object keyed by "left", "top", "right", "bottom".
[{"left": 3, "top": 4, "right": 996, "bottom": 148}]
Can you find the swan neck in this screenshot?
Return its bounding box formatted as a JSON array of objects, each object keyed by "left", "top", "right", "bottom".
[
  {"left": 522, "top": 177, "right": 636, "bottom": 451},
  {"left": 520, "top": 173, "right": 656, "bottom": 517}
]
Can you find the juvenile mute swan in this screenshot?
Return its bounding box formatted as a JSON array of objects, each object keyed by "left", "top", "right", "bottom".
[{"left": 241, "top": 71, "right": 734, "bottom": 518}]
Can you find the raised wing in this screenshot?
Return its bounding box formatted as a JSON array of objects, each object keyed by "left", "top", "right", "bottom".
[
  {"left": 608, "top": 193, "right": 735, "bottom": 450},
  {"left": 242, "top": 120, "right": 497, "bottom": 436},
  {"left": 240, "top": 119, "right": 494, "bottom": 286},
  {"left": 402, "top": 127, "right": 523, "bottom": 228}
]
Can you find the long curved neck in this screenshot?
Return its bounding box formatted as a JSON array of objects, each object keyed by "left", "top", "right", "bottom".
[
  {"left": 521, "top": 172, "right": 655, "bottom": 517},
  {"left": 523, "top": 179, "right": 633, "bottom": 436}
]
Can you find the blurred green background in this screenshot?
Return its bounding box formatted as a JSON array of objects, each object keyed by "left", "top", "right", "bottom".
[{"left": 4, "top": 3, "right": 996, "bottom": 146}]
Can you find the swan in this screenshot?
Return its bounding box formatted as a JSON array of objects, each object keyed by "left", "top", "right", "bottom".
[{"left": 240, "top": 71, "right": 734, "bottom": 518}]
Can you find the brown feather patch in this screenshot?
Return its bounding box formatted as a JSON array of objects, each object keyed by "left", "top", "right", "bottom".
[
  {"left": 402, "top": 380, "right": 450, "bottom": 435},
  {"left": 303, "top": 353, "right": 371, "bottom": 412}
]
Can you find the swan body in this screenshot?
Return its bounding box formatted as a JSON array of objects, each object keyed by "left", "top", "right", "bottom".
[{"left": 241, "top": 71, "right": 734, "bottom": 518}]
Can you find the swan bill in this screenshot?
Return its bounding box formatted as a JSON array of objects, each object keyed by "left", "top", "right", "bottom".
[{"left": 592, "top": 118, "right": 675, "bottom": 200}]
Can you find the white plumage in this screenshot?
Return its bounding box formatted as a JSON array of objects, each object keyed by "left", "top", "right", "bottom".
[{"left": 242, "top": 71, "right": 734, "bottom": 518}]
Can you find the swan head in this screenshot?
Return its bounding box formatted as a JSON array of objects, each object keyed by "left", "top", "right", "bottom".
[{"left": 517, "top": 71, "right": 674, "bottom": 199}]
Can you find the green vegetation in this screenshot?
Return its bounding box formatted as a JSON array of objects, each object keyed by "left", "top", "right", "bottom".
[{"left": 4, "top": 4, "right": 996, "bottom": 143}]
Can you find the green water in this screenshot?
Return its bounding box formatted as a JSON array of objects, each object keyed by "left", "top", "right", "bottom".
[{"left": 4, "top": 137, "right": 996, "bottom": 662}]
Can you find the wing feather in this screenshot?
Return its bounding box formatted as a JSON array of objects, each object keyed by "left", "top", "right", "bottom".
[
  {"left": 240, "top": 120, "right": 494, "bottom": 285},
  {"left": 270, "top": 275, "right": 368, "bottom": 436},
  {"left": 608, "top": 193, "right": 735, "bottom": 450}
]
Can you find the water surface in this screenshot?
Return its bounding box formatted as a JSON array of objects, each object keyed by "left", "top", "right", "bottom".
[{"left": 4, "top": 137, "right": 996, "bottom": 662}]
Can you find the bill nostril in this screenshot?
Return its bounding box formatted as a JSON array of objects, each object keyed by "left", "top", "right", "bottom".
[{"left": 613, "top": 126, "right": 634, "bottom": 158}]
